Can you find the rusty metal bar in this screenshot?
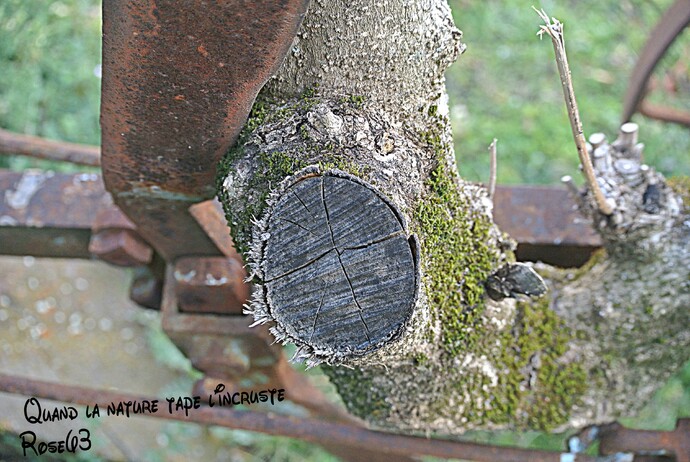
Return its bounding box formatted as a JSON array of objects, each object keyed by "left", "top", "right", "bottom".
[
  {"left": 598, "top": 420, "right": 690, "bottom": 462},
  {"left": 0, "top": 169, "right": 118, "bottom": 258},
  {"left": 640, "top": 100, "right": 690, "bottom": 128},
  {"left": 493, "top": 185, "right": 602, "bottom": 267},
  {"left": 173, "top": 256, "right": 248, "bottom": 315},
  {"left": 0, "top": 373, "right": 596, "bottom": 462},
  {"left": 0, "top": 128, "right": 101, "bottom": 166},
  {"left": 100, "top": 0, "right": 310, "bottom": 262},
  {"left": 0, "top": 170, "right": 602, "bottom": 266},
  {"left": 189, "top": 199, "right": 244, "bottom": 262},
  {"left": 621, "top": 0, "right": 690, "bottom": 123}
]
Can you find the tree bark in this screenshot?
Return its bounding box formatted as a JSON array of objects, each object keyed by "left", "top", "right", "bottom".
[{"left": 218, "top": 0, "right": 690, "bottom": 434}]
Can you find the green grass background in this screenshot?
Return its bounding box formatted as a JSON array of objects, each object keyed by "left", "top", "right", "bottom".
[{"left": 0, "top": 0, "right": 689, "bottom": 459}]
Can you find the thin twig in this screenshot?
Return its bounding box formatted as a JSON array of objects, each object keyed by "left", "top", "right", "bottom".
[
  {"left": 488, "top": 138, "right": 497, "bottom": 200},
  {"left": 534, "top": 8, "right": 614, "bottom": 215}
]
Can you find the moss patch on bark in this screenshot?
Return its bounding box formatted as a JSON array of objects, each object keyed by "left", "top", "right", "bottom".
[{"left": 216, "top": 90, "right": 368, "bottom": 256}]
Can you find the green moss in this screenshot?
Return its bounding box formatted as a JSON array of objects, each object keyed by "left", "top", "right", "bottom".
[
  {"left": 217, "top": 147, "right": 308, "bottom": 255},
  {"left": 216, "top": 89, "right": 371, "bottom": 256},
  {"left": 474, "top": 297, "right": 587, "bottom": 430},
  {"left": 668, "top": 176, "right": 690, "bottom": 207},
  {"left": 321, "top": 366, "right": 391, "bottom": 420},
  {"left": 414, "top": 128, "right": 497, "bottom": 356},
  {"left": 220, "top": 95, "right": 586, "bottom": 431},
  {"left": 413, "top": 353, "right": 429, "bottom": 365},
  {"left": 339, "top": 94, "right": 366, "bottom": 108},
  {"left": 571, "top": 248, "right": 607, "bottom": 280}
]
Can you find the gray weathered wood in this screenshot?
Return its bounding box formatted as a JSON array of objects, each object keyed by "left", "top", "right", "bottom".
[{"left": 262, "top": 171, "right": 418, "bottom": 361}]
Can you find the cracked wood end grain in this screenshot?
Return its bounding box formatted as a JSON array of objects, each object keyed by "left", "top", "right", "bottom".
[{"left": 247, "top": 168, "right": 420, "bottom": 366}]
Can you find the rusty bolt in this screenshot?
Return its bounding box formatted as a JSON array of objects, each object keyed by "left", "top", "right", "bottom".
[
  {"left": 129, "top": 265, "right": 163, "bottom": 309},
  {"left": 173, "top": 256, "right": 249, "bottom": 315},
  {"left": 89, "top": 228, "right": 153, "bottom": 267},
  {"left": 88, "top": 206, "right": 154, "bottom": 267}
]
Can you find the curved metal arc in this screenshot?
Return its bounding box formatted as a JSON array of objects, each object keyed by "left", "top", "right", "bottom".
[{"left": 621, "top": 0, "right": 690, "bottom": 123}]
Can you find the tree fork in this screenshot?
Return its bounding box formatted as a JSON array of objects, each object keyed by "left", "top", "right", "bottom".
[{"left": 218, "top": 1, "right": 690, "bottom": 434}]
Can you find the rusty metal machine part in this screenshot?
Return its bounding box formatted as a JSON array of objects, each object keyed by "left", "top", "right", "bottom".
[
  {"left": 100, "top": 0, "right": 311, "bottom": 261},
  {"left": 621, "top": 0, "right": 690, "bottom": 125},
  {"left": 571, "top": 421, "right": 690, "bottom": 462},
  {"left": 4, "top": 372, "right": 688, "bottom": 462},
  {"left": 88, "top": 207, "right": 153, "bottom": 267},
  {"left": 173, "top": 256, "right": 248, "bottom": 315}
]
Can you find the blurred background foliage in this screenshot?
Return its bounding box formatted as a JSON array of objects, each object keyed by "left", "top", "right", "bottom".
[
  {"left": 0, "top": 0, "right": 688, "bottom": 460},
  {"left": 449, "top": 0, "right": 690, "bottom": 185},
  {"left": 0, "top": 0, "right": 100, "bottom": 172}
]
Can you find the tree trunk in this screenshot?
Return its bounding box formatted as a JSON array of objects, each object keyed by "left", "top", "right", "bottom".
[{"left": 218, "top": 0, "right": 690, "bottom": 434}]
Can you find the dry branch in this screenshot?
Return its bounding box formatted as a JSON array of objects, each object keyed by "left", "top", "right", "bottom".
[{"left": 535, "top": 8, "right": 614, "bottom": 215}]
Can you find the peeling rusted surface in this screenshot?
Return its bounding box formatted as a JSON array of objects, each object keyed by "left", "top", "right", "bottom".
[
  {"left": 100, "top": 0, "right": 310, "bottom": 261},
  {"left": 0, "top": 170, "right": 114, "bottom": 258},
  {"left": 0, "top": 170, "right": 106, "bottom": 228}
]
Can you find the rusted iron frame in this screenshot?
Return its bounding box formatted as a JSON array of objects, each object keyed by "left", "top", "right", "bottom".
[
  {"left": 0, "top": 169, "right": 121, "bottom": 259},
  {"left": 570, "top": 421, "right": 690, "bottom": 462},
  {"left": 621, "top": 0, "right": 690, "bottom": 124},
  {"left": 0, "top": 373, "right": 600, "bottom": 462},
  {"left": 189, "top": 199, "right": 244, "bottom": 262},
  {"left": 0, "top": 128, "right": 101, "bottom": 167},
  {"left": 0, "top": 169, "right": 602, "bottom": 266}
]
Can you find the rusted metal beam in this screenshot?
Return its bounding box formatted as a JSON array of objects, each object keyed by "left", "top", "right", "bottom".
[
  {"left": 493, "top": 185, "right": 602, "bottom": 267},
  {"left": 0, "top": 128, "right": 101, "bottom": 166},
  {"left": 0, "top": 373, "right": 598, "bottom": 462},
  {"left": 88, "top": 207, "right": 154, "bottom": 267},
  {"left": 173, "top": 256, "right": 248, "bottom": 315},
  {"left": 189, "top": 199, "right": 244, "bottom": 263},
  {"left": 621, "top": 0, "right": 690, "bottom": 123},
  {"left": 0, "top": 169, "right": 118, "bottom": 258},
  {"left": 598, "top": 420, "right": 690, "bottom": 462},
  {"left": 100, "top": 0, "right": 310, "bottom": 261},
  {"left": 0, "top": 170, "right": 602, "bottom": 266}
]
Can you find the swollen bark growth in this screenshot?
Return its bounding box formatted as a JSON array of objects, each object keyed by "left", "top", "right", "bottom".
[{"left": 218, "top": 1, "right": 690, "bottom": 434}]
